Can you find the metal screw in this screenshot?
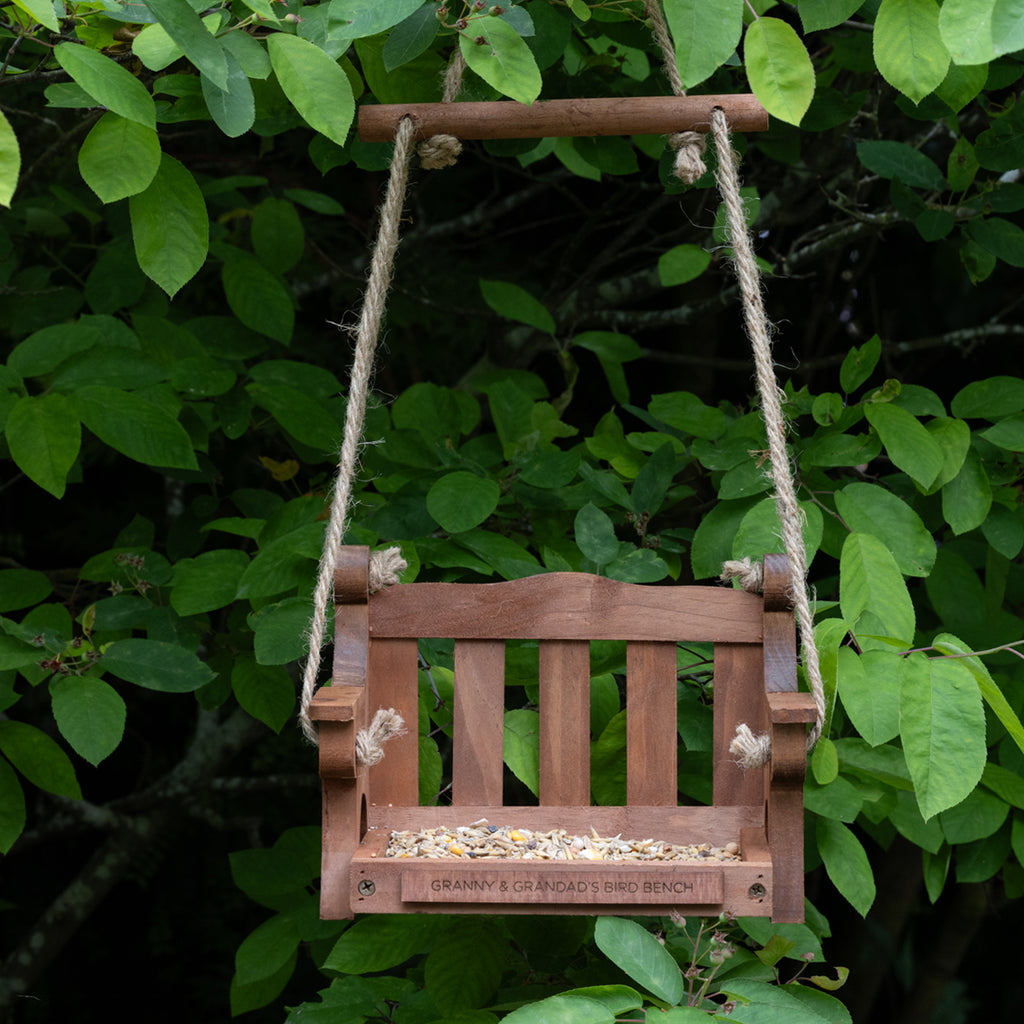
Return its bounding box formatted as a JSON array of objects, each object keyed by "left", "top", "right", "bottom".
[
  {"left": 747, "top": 883, "right": 766, "bottom": 899},
  {"left": 357, "top": 880, "right": 376, "bottom": 896}
]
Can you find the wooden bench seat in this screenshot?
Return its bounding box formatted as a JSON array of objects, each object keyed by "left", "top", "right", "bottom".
[{"left": 309, "top": 547, "right": 816, "bottom": 922}]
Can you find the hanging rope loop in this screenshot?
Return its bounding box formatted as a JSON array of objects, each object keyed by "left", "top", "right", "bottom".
[
  {"left": 710, "top": 106, "right": 827, "bottom": 766},
  {"left": 298, "top": 116, "right": 418, "bottom": 746}
]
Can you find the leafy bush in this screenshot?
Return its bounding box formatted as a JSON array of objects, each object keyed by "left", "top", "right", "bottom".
[{"left": 3, "top": 2, "right": 1024, "bottom": 1022}]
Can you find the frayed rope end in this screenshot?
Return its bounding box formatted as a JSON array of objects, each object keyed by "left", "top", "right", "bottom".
[
  {"left": 729, "top": 723, "right": 771, "bottom": 770},
  {"left": 355, "top": 708, "right": 406, "bottom": 768}
]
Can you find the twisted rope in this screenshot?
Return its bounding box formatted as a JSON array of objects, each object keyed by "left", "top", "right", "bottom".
[
  {"left": 711, "top": 107, "right": 826, "bottom": 766},
  {"left": 645, "top": 1, "right": 707, "bottom": 184},
  {"left": 298, "top": 116, "right": 417, "bottom": 745}
]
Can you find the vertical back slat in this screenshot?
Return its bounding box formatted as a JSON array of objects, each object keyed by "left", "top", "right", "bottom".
[
  {"left": 626, "top": 641, "right": 678, "bottom": 805},
  {"left": 539, "top": 639, "right": 591, "bottom": 805},
  {"left": 453, "top": 639, "right": 506, "bottom": 805},
  {"left": 712, "top": 642, "right": 767, "bottom": 807},
  {"left": 368, "top": 638, "right": 420, "bottom": 806}
]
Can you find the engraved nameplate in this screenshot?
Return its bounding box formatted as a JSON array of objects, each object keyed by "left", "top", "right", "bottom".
[{"left": 400, "top": 868, "right": 724, "bottom": 904}]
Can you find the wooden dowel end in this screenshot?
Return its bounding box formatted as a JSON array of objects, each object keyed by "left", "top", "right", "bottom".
[{"left": 358, "top": 94, "right": 768, "bottom": 143}]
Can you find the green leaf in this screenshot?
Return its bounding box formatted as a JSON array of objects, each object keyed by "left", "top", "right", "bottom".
[
  {"left": 855, "top": 140, "right": 947, "bottom": 190},
  {"left": 129, "top": 153, "right": 208, "bottom": 297},
  {"left": 480, "top": 279, "right": 554, "bottom": 333},
  {"left": 967, "top": 216, "right": 1024, "bottom": 267},
  {"left": 834, "top": 482, "right": 935, "bottom": 576},
  {"left": 426, "top": 919, "right": 505, "bottom": 1013},
  {"left": 839, "top": 334, "right": 881, "bottom": 393},
  {"left": 925, "top": 416, "right": 970, "bottom": 489},
  {"left": 815, "top": 817, "right": 875, "bottom": 916},
  {"left": 982, "top": 503, "right": 1024, "bottom": 560},
  {"left": 54, "top": 43, "right": 156, "bottom": 130},
  {"left": 459, "top": 18, "right": 542, "bottom": 106},
  {"left": 939, "top": 787, "right": 1009, "bottom": 844},
  {"left": 222, "top": 255, "right": 295, "bottom": 344},
  {"left": 11, "top": 0, "right": 59, "bottom": 31},
  {"left": 593, "top": 918, "right": 685, "bottom": 1005},
  {"left": 980, "top": 413, "right": 1024, "bottom": 452},
  {"left": 201, "top": 48, "right": 256, "bottom": 138},
  {"left": 811, "top": 736, "right": 839, "bottom": 785},
  {"left": 798, "top": 0, "right": 863, "bottom": 33},
  {"left": 132, "top": 21, "right": 188, "bottom": 73},
  {"left": 606, "top": 548, "right": 670, "bottom": 584},
  {"left": 234, "top": 912, "right": 300, "bottom": 987},
  {"left": 72, "top": 385, "right": 198, "bottom": 471},
  {"left": 732, "top": 497, "right": 823, "bottom": 569},
  {"left": 744, "top": 17, "right": 815, "bottom": 126},
  {"left": 863, "top": 401, "right": 944, "bottom": 488},
  {"left": 249, "top": 384, "right": 339, "bottom": 452},
  {"left": 0, "top": 720, "right": 81, "bottom": 799},
  {"left": 50, "top": 675, "right": 126, "bottom": 766},
  {"left": 427, "top": 471, "right": 501, "bottom": 533},
  {"left": 100, "top": 638, "right": 216, "bottom": 693},
  {"left": 657, "top": 243, "right": 711, "bottom": 287},
  {"left": 232, "top": 656, "right": 295, "bottom": 733},
  {"left": 503, "top": 708, "right": 540, "bottom": 796},
  {"left": 5, "top": 394, "right": 81, "bottom": 499},
  {"left": 0, "top": 756, "right": 26, "bottom": 853},
  {"left": 323, "top": 915, "right": 443, "bottom": 973},
  {"left": 649, "top": 391, "right": 729, "bottom": 439},
  {"left": 874, "top": 0, "right": 949, "bottom": 104},
  {"left": 939, "top": 0, "right": 998, "bottom": 64},
  {"left": 574, "top": 503, "right": 619, "bottom": 567},
  {"left": 328, "top": 0, "right": 424, "bottom": 40},
  {"left": 952, "top": 375, "right": 1024, "bottom": 418},
  {"left": 0, "top": 569, "right": 52, "bottom": 613},
  {"left": 78, "top": 112, "right": 160, "bottom": 204},
  {"left": 664, "top": 0, "right": 743, "bottom": 90},
  {"left": 839, "top": 533, "right": 915, "bottom": 646},
  {"left": 147, "top": 0, "right": 229, "bottom": 89},
  {"left": 221, "top": 27, "right": 272, "bottom": 79},
  {"left": 252, "top": 198, "right": 305, "bottom": 273},
  {"left": 991, "top": 0, "right": 1024, "bottom": 56},
  {"left": 419, "top": 734, "right": 442, "bottom": 805},
  {"left": 0, "top": 109, "right": 19, "bottom": 207},
  {"left": 936, "top": 62, "right": 988, "bottom": 114},
  {"left": 900, "top": 652, "right": 986, "bottom": 820},
  {"left": 973, "top": 106, "right": 1024, "bottom": 172},
  {"left": 837, "top": 648, "right": 900, "bottom": 746},
  {"left": 942, "top": 449, "right": 991, "bottom": 535},
  {"left": 249, "top": 596, "right": 315, "bottom": 666},
  {"left": 383, "top": 3, "right": 440, "bottom": 72},
  {"left": 502, "top": 995, "right": 615, "bottom": 1024},
  {"left": 171, "top": 549, "right": 249, "bottom": 615},
  {"left": 932, "top": 632, "right": 1024, "bottom": 759},
  {"left": 267, "top": 32, "right": 355, "bottom": 147}
]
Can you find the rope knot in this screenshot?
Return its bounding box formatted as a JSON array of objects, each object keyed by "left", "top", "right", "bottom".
[
  {"left": 369, "top": 546, "right": 407, "bottom": 592},
  {"left": 355, "top": 708, "right": 406, "bottom": 767},
  {"left": 669, "top": 130, "right": 707, "bottom": 184},
  {"left": 729, "top": 723, "right": 772, "bottom": 770},
  {"left": 720, "top": 557, "right": 763, "bottom": 593},
  {"left": 418, "top": 133, "right": 462, "bottom": 169}
]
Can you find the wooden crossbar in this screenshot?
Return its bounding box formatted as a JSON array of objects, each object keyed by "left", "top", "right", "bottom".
[{"left": 358, "top": 94, "right": 768, "bottom": 142}]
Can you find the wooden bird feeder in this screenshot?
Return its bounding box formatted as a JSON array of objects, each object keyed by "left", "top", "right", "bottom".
[
  {"left": 309, "top": 93, "right": 815, "bottom": 923},
  {"left": 309, "top": 548, "right": 817, "bottom": 923}
]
